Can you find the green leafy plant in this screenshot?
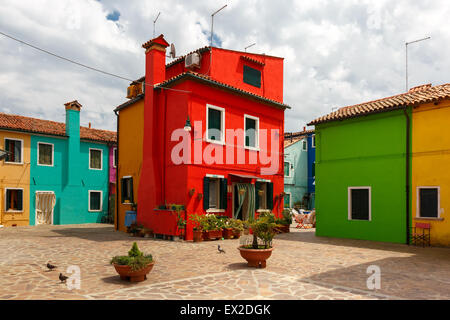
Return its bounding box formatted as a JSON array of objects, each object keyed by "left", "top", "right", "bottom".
[
  {"left": 110, "top": 242, "right": 153, "bottom": 271},
  {"left": 228, "top": 218, "right": 244, "bottom": 232},
  {"left": 244, "top": 213, "right": 278, "bottom": 249},
  {"left": 188, "top": 214, "right": 205, "bottom": 231}
]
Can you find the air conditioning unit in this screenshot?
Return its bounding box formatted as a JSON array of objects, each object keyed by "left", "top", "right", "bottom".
[
  {"left": 126, "top": 85, "right": 136, "bottom": 99},
  {"left": 135, "top": 82, "right": 143, "bottom": 95},
  {"left": 185, "top": 52, "right": 201, "bottom": 69}
]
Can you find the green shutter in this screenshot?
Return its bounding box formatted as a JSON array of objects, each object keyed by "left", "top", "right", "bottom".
[
  {"left": 255, "top": 181, "right": 261, "bottom": 210},
  {"left": 17, "top": 190, "right": 23, "bottom": 211},
  {"left": 267, "top": 182, "right": 274, "bottom": 210},
  {"left": 203, "top": 177, "right": 210, "bottom": 210},
  {"left": 243, "top": 65, "right": 261, "bottom": 88},
  {"left": 129, "top": 177, "right": 134, "bottom": 203},
  {"left": 220, "top": 178, "right": 228, "bottom": 210},
  {"left": 208, "top": 108, "right": 221, "bottom": 141}
]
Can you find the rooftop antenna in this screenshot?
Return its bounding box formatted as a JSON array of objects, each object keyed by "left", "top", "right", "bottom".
[
  {"left": 405, "top": 36, "right": 431, "bottom": 91},
  {"left": 153, "top": 12, "right": 161, "bottom": 38},
  {"left": 210, "top": 5, "right": 227, "bottom": 47},
  {"left": 244, "top": 43, "right": 256, "bottom": 52}
]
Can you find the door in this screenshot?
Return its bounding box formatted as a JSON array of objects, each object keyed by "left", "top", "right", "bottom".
[
  {"left": 233, "top": 183, "right": 255, "bottom": 220},
  {"left": 35, "top": 192, "right": 56, "bottom": 225}
]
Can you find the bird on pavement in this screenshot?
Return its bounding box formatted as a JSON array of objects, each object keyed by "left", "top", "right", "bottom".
[
  {"left": 59, "top": 273, "right": 68, "bottom": 283},
  {"left": 46, "top": 262, "right": 57, "bottom": 271},
  {"left": 218, "top": 245, "right": 226, "bottom": 254}
]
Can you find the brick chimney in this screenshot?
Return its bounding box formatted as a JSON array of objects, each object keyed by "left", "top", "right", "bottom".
[{"left": 64, "top": 100, "right": 82, "bottom": 185}]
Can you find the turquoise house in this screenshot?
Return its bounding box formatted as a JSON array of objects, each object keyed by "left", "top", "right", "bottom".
[
  {"left": 28, "top": 101, "right": 116, "bottom": 225},
  {"left": 284, "top": 130, "right": 313, "bottom": 209}
]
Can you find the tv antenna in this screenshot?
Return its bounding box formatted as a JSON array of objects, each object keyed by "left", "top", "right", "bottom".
[
  {"left": 210, "top": 5, "right": 227, "bottom": 47},
  {"left": 245, "top": 43, "right": 256, "bottom": 52},
  {"left": 168, "top": 43, "right": 177, "bottom": 59},
  {"left": 153, "top": 12, "right": 161, "bottom": 38}
]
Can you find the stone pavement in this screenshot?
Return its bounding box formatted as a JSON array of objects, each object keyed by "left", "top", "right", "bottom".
[{"left": 0, "top": 224, "right": 449, "bottom": 300}]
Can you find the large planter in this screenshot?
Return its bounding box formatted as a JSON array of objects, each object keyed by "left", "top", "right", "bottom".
[
  {"left": 113, "top": 262, "right": 155, "bottom": 282},
  {"left": 193, "top": 230, "right": 203, "bottom": 242},
  {"left": 238, "top": 246, "right": 273, "bottom": 268},
  {"left": 275, "top": 225, "right": 290, "bottom": 233},
  {"left": 222, "top": 228, "right": 234, "bottom": 239},
  {"left": 203, "top": 229, "right": 222, "bottom": 241},
  {"left": 232, "top": 230, "right": 242, "bottom": 239}
]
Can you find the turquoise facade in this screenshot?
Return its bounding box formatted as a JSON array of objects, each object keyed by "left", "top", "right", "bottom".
[
  {"left": 29, "top": 109, "right": 110, "bottom": 225},
  {"left": 284, "top": 137, "right": 308, "bottom": 208}
]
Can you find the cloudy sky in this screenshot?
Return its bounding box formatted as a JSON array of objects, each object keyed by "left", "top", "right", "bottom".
[{"left": 0, "top": 0, "right": 449, "bottom": 132}]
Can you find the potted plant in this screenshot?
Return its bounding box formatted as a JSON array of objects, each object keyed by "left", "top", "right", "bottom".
[
  {"left": 188, "top": 214, "right": 204, "bottom": 242},
  {"left": 202, "top": 214, "right": 222, "bottom": 240},
  {"left": 229, "top": 218, "right": 244, "bottom": 239},
  {"left": 110, "top": 242, "right": 154, "bottom": 282},
  {"left": 176, "top": 211, "right": 187, "bottom": 240},
  {"left": 238, "top": 212, "right": 278, "bottom": 268},
  {"left": 219, "top": 216, "right": 234, "bottom": 239}
]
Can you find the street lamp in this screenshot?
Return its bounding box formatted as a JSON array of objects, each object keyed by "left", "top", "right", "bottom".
[{"left": 405, "top": 36, "right": 431, "bottom": 91}]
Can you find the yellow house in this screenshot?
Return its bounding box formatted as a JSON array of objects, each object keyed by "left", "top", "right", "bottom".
[
  {"left": 114, "top": 86, "right": 144, "bottom": 232},
  {"left": 412, "top": 83, "right": 450, "bottom": 246},
  {"left": 0, "top": 129, "right": 31, "bottom": 226}
]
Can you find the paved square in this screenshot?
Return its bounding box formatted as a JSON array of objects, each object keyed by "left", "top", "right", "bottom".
[{"left": 0, "top": 224, "right": 449, "bottom": 300}]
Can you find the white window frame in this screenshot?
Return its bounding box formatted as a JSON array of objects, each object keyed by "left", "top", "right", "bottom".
[
  {"left": 37, "top": 142, "right": 54, "bottom": 167},
  {"left": 416, "top": 186, "right": 441, "bottom": 219},
  {"left": 121, "top": 176, "right": 133, "bottom": 205},
  {"left": 4, "top": 138, "right": 24, "bottom": 165},
  {"left": 206, "top": 176, "right": 225, "bottom": 213},
  {"left": 284, "top": 192, "right": 292, "bottom": 208},
  {"left": 112, "top": 147, "right": 117, "bottom": 168},
  {"left": 284, "top": 160, "right": 293, "bottom": 178},
  {"left": 88, "top": 190, "right": 103, "bottom": 212},
  {"left": 206, "top": 104, "right": 225, "bottom": 145},
  {"left": 312, "top": 135, "right": 316, "bottom": 148},
  {"left": 89, "top": 148, "right": 103, "bottom": 170},
  {"left": 244, "top": 114, "right": 260, "bottom": 151},
  {"left": 4, "top": 188, "right": 24, "bottom": 213},
  {"left": 348, "top": 187, "right": 372, "bottom": 221}
]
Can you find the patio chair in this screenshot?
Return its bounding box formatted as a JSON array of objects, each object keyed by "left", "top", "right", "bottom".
[
  {"left": 410, "top": 223, "right": 431, "bottom": 247},
  {"left": 294, "top": 212, "right": 309, "bottom": 229}
]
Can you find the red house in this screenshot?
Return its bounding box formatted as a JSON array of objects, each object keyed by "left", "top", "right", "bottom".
[{"left": 116, "top": 35, "right": 289, "bottom": 239}]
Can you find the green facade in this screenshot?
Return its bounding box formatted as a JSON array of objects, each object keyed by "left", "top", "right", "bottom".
[{"left": 315, "top": 109, "right": 410, "bottom": 244}]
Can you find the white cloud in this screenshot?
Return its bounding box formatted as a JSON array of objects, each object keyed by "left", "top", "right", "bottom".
[{"left": 0, "top": 0, "right": 449, "bottom": 132}]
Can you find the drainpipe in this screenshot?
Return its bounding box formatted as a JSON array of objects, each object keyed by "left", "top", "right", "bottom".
[
  {"left": 403, "top": 106, "right": 411, "bottom": 245},
  {"left": 114, "top": 109, "right": 119, "bottom": 231}
]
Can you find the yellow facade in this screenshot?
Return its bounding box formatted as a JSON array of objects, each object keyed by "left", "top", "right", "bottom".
[
  {"left": 116, "top": 99, "right": 144, "bottom": 232},
  {"left": 412, "top": 99, "right": 450, "bottom": 246},
  {"left": 0, "top": 130, "right": 30, "bottom": 226}
]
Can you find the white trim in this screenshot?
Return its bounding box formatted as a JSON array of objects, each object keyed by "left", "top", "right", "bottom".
[
  {"left": 302, "top": 139, "right": 308, "bottom": 151},
  {"left": 35, "top": 191, "right": 55, "bottom": 225},
  {"left": 244, "top": 114, "right": 260, "bottom": 151},
  {"left": 284, "top": 160, "right": 293, "bottom": 178},
  {"left": 312, "top": 135, "right": 316, "bottom": 148},
  {"left": 89, "top": 148, "right": 103, "bottom": 170},
  {"left": 112, "top": 147, "right": 117, "bottom": 168},
  {"left": 284, "top": 192, "right": 292, "bottom": 208},
  {"left": 37, "top": 142, "right": 54, "bottom": 167},
  {"left": 4, "top": 137, "right": 24, "bottom": 165},
  {"left": 88, "top": 190, "right": 103, "bottom": 212},
  {"left": 206, "top": 174, "right": 225, "bottom": 179},
  {"left": 206, "top": 104, "right": 225, "bottom": 145},
  {"left": 416, "top": 186, "right": 441, "bottom": 219},
  {"left": 121, "top": 176, "right": 134, "bottom": 205},
  {"left": 4, "top": 188, "right": 24, "bottom": 213},
  {"left": 122, "top": 175, "right": 132, "bottom": 179},
  {"left": 206, "top": 209, "right": 226, "bottom": 213},
  {"left": 348, "top": 187, "right": 372, "bottom": 221},
  {"left": 256, "top": 178, "right": 271, "bottom": 183}
]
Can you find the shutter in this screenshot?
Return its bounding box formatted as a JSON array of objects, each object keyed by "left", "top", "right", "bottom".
[
  {"left": 243, "top": 65, "right": 261, "bottom": 88},
  {"left": 6, "top": 190, "right": 10, "bottom": 210},
  {"left": 267, "top": 182, "right": 274, "bottom": 210},
  {"left": 245, "top": 118, "right": 256, "bottom": 147},
  {"left": 220, "top": 178, "right": 228, "bottom": 210},
  {"left": 121, "top": 178, "right": 125, "bottom": 203},
  {"left": 312, "top": 162, "right": 315, "bottom": 177},
  {"left": 420, "top": 189, "right": 438, "bottom": 218},
  {"left": 208, "top": 108, "right": 221, "bottom": 141},
  {"left": 17, "top": 190, "right": 23, "bottom": 211},
  {"left": 203, "top": 177, "right": 210, "bottom": 210},
  {"left": 255, "top": 181, "right": 261, "bottom": 210},
  {"left": 129, "top": 177, "right": 134, "bottom": 203}
]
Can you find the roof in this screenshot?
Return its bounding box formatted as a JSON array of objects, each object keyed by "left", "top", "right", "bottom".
[
  {"left": 308, "top": 83, "right": 450, "bottom": 126},
  {"left": 155, "top": 70, "right": 290, "bottom": 110},
  {"left": 284, "top": 137, "right": 304, "bottom": 148},
  {"left": 0, "top": 112, "right": 117, "bottom": 143},
  {"left": 114, "top": 94, "right": 144, "bottom": 112},
  {"left": 166, "top": 46, "right": 211, "bottom": 68}
]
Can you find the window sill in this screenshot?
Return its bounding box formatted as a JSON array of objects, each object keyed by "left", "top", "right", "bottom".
[
  {"left": 89, "top": 168, "right": 103, "bottom": 171},
  {"left": 245, "top": 146, "right": 260, "bottom": 152},
  {"left": 4, "top": 162, "right": 24, "bottom": 165},
  {"left": 257, "top": 209, "right": 270, "bottom": 213},
  {"left": 5, "top": 210, "right": 24, "bottom": 213},
  {"left": 415, "top": 217, "right": 444, "bottom": 221},
  {"left": 205, "top": 139, "right": 225, "bottom": 146},
  {"left": 37, "top": 164, "right": 54, "bottom": 167},
  {"left": 89, "top": 210, "right": 103, "bottom": 213},
  {"left": 206, "top": 209, "right": 225, "bottom": 213}
]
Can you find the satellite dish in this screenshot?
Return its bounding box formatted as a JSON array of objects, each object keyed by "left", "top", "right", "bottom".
[{"left": 170, "top": 43, "right": 176, "bottom": 59}]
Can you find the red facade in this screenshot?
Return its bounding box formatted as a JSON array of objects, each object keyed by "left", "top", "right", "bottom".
[{"left": 136, "top": 35, "right": 288, "bottom": 240}]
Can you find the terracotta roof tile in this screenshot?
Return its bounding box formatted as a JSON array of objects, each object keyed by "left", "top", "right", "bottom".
[
  {"left": 240, "top": 55, "right": 265, "bottom": 66},
  {"left": 0, "top": 113, "right": 116, "bottom": 143},
  {"left": 308, "top": 83, "right": 450, "bottom": 125}
]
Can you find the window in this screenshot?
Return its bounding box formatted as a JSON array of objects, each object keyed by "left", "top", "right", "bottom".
[
  {"left": 312, "top": 135, "right": 316, "bottom": 148},
  {"left": 302, "top": 139, "right": 307, "bottom": 151},
  {"left": 244, "top": 115, "right": 259, "bottom": 149},
  {"left": 312, "top": 162, "right": 316, "bottom": 178},
  {"left": 206, "top": 105, "right": 225, "bottom": 144},
  {"left": 203, "top": 176, "right": 227, "bottom": 211},
  {"left": 284, "top": 192, "right": 291, "bottom": 208},
  {"left": 37, "top": 142, "right": 53, "bottom": 166},
  {"left": 4, "top": 138, "right": 22, "bottom": 163},
  {"left": 89, "top": 191, "right": 102, "bottom": 212},
  {"left": 5, "top": 189, "right": 23, "bottom": 212},
  {"left": 284, "top": 161, "right": 292, "bottom": 177},
  {"left": 89, "top": 148, "right": 102, "bottom": 170},
  {"left": 418, "top": 187, "right": 439, "bottom": 218},
  {"left": 121, "top": 177, "right": 134, "bottom": 204},
  {"left": 256, "top": 181, "right": 273, "bottom": 211},
  {"left": 113, "top": 148, "right": 118, "bottom": 168},
  {"left": 243, "top": 65, "right": 261, "bottom": 88},
  {"left": 348, "top": 187, "right": 371, "bottom": 221}
]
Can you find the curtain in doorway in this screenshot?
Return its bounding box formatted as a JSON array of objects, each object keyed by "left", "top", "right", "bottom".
[
  {"left": 234, "top": 183, "right": 256, "bottom": 221},
  {"left": 36, "top": 192, "right": 56, "bottom": 225}
]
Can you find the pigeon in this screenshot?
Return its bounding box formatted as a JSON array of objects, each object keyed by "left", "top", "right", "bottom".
[
  {"left": 59, "top": 273, "right": 68, "bottom": 283},
  {"left": 218, "top": 245, "right": 226, "bottom": 254},
  {"left": 46, "top": 262, "right": 57, "bottom": 271}
]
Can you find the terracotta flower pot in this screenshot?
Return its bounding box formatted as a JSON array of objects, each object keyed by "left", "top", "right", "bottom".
[
  {"left": 222, "top": 228, "right": 234, "bottom": 239},
  {"left": 232, "top": 230, "right": 242, "bottom": 239},
  {"left": 113, "top": 262, "right": 155, "bottom": 282},
  {"left": 203, "top": 229, "right": 222, "bottom": 241},
  {"left": 193, "top": 230, "right": 203, "bottom": 242},
  {"left": 238, "top": 246, "right": 273, "bottom": 268}
]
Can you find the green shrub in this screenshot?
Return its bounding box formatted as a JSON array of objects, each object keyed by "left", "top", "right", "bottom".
[{"left": 110, "top": 242, "right": 153, "bottom": 271}]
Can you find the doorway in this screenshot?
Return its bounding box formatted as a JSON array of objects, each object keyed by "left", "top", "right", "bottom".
[
  {"left": 35, "top": 191, "right": 56, "bottom": 225},
  {"left": 233, "top": 183, "right": 255, "bottom": 220}
]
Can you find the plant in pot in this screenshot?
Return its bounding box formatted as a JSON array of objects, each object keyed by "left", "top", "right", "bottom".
[
  {"left": 219, "top": 216, "right": 233, "bottom": 239},
  {"left": 188, "top": 214, "right": 204, "bottom": 242},
  {"left": 238, "top": 212, "right": 278, "bottom": 268},
  {"left": 176, "top": 210, "right": 187, "bottom": 240},
  {"left": 110, "top": 242, "right": 154, "bottom": 282},
  {"left": 202, "top": 214, "right": 222, "bottom": 241},
  {"left": 229, "top": 218, "right": 244, "bottom": 239}
]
